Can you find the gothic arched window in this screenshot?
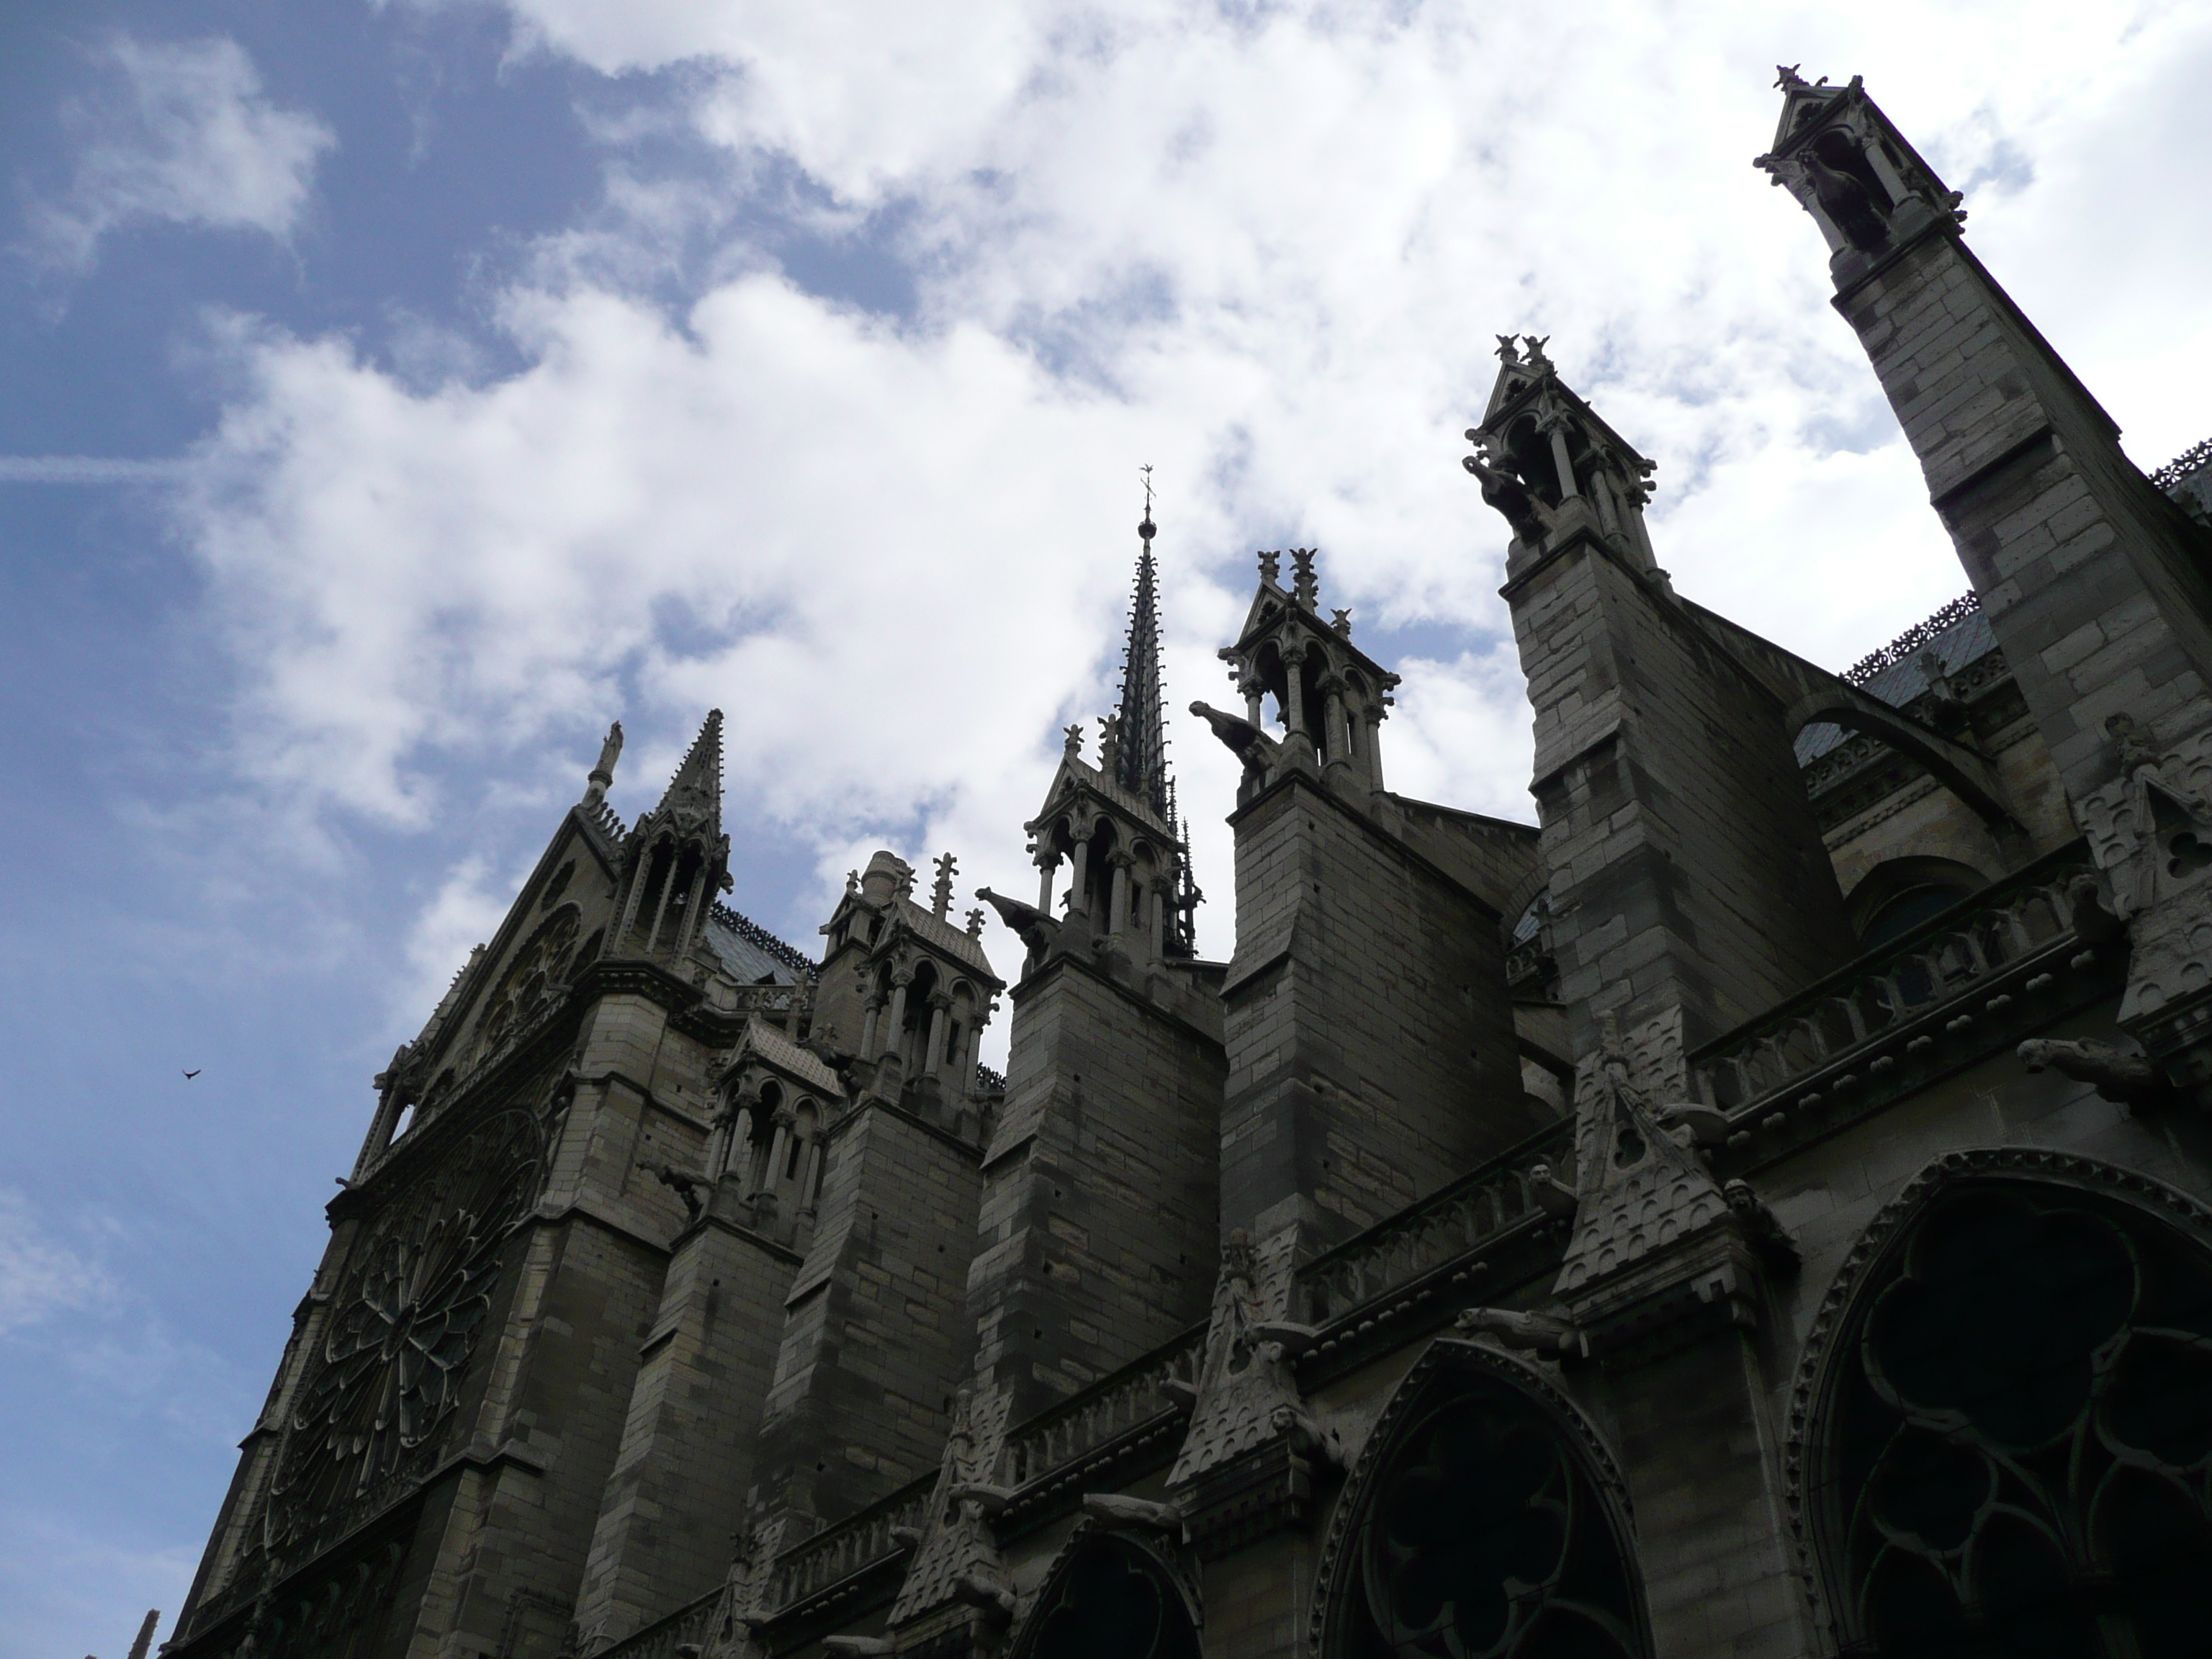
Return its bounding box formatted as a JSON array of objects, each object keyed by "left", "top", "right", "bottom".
[
  {"left": 1812, "top": 1181, "right": 2212, "bottom": 1657},
  {"left": 1329, "top": 1364, "right": 1647, "bottom": 1659},
  {"left": 1020, "top": 1533, "right": 1198, "bottom": 1659}
]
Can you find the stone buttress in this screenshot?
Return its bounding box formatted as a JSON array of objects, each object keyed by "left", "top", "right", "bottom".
[
  {"left": 1195, "top": 550, "right": 1538, "bottom": 1255},
  {"left": 749, "top": 852, "right": 1004, "bottom": 1532},
  {"left": 1758, "top": 68, "right": 2212, "bottom": 1081},
  {"left": 968, "top": 513, "right": 1227, "bottom": 1425}
]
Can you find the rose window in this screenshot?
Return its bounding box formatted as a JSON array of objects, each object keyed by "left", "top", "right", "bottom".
[
  {"left": 1344, "top": 1378, "right": 1645, "bottom": 1659},
  {"left": 1822, "top": 1184, "right": 2212, "bottom": 1657},
  {"left": 266, "top": 1106, "right": 544, "bottom": 1553}
]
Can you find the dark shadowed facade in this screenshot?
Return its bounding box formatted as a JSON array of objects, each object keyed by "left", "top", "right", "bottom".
[{"left": 166, "top": 75, "right": 2212, "bottom": 1659}]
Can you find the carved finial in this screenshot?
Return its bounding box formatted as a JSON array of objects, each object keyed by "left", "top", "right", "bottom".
[
  {"left": 965, "top": 906, "right": 986, "bottom": 940},
  {"left": 1331, "top": 608, "right": 1352, "bottom": 638},
  {"left": 932, "top": 853, "right": 958, "bottom": 920},
  {"left": 1063, "top": 722, "right": 1084, "bottom": 759},
  {"left": 584, "top": 719, "right": 624, "bottom": 804},
  {"left": 1138, "top": 462, "right": 1156, "bottom": 542},
  {"left": 1256, "top": 549, "right": 1280, "bottom": 584},
  {"left": 1494, "top": 333, "right": 1520, "bottom": 364},
  {"left": 1521, "top": 334, "right": 1552, "bottom": 371},
  {"left": 1774, "top": 63, "right": 1806, "bottom": 89},
  {"left": 846, "top": 868, "right": 860, "bottom": 895},
  {"left": 1290, "top": 548, "right": 1318, "bottom": 606},
  {"left": 1097, "top": 713, "right": 1122, "bottom": 774}
]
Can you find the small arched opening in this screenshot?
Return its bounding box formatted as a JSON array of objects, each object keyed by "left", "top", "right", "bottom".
[{"left": 1846, "top": 856, "right": 1990, "bottom": 951}]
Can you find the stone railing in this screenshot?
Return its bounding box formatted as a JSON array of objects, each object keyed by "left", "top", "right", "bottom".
[
  {"left": 1842, "top": 590, "right": 1981, "bottom": 684},
  {"left": 1293, "top": 1120, "right": 1575, "bottom": 1326},
  {"left": 997, "top": 1327, "right": 1205, "bottom": 1491},
  {"left": 1691, "top": 845, "right": 2090, "bottom": 1114},
  {"left": 707, "top": 980, "right": 810, "bottom": 1021},
  {"left": 592, "top": 1586, "right": 725, "bottom": 1659},
  {"left": 768, "top": 1475, "right": 935, "bottom": 1612}
]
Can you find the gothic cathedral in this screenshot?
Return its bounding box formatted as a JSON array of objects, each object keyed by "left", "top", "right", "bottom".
[{"left": 166, "top": 73, "right": 2212, "bottom": 1659}]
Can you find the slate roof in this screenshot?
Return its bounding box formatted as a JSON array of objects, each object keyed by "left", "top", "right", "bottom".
[
  {"left": 738, "top": 1015, "right": 842, "bottom": 1096},
  {"left": 894, "top": 896, "right": 997, "bottom": 981},
  {"left": 700, "top": 904, "right": 814, "bottom": 984},
  {"left": 1794, "top": 599, "right": 1998, "bottom": 768}
]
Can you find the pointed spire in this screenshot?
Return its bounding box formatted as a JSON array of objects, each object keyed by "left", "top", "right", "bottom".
[
  {"left": 1113, "top": 468, "right": 1171, "bottom": 818},
  {"left": 653, "top": 709, "right": 723, "bottom": 837}
]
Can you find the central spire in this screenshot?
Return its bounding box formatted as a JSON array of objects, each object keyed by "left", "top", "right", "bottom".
[{"left": 1113, "top": 467, "right": 1170, "bottom": 818}]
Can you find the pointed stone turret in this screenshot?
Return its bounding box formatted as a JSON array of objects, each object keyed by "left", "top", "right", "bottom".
[
  {"left": 959, "top": 492, "right": 1229, "bottom": 1427},
  {"left": 1113, "top": 498, "right": 1171, "bottom": 817},
  {"left": 1473, "top": 339, "right": 1854, "bottom": 1055},
  {"left": 1023, "top": 498, "right": 1203, "bottom": 962},
  {"left": 611, "top": 711, "right": 732, "bottom": 961}
]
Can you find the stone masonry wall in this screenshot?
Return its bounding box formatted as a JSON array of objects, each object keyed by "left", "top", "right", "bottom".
[
  {"left": 1511, "top": 537, "right": 1855, "bottom": 1052},
  {"left": 570, "top": 1211, "right": 799, "bottom": 1646},
  {"left": 1220, "top": 770, "right": 1529, "bottom": 1249},
  {"left": 756, "top": 1103, "right": 984, "bottom": 1526},
  {"left": 968, "top": 955, "right": 1224, "bottom": 1421},
  {"left": 1835, "top": 231, "right": 2212, "bottom": 793}
]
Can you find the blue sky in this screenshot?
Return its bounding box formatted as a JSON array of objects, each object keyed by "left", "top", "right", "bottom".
[{"left": 2, "top": 2, "right": 2208, "bottom": 1653}]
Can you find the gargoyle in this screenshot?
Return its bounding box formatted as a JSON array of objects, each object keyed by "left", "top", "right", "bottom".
[
  {"left": 1082, "top": 1493, "right": 1184, "bottom": 1532},
  {"left": 1251, "top": 1319, "right": 1321, "bottom": 1356},
  {"left": 1722, "top": 1179, "right": 1799, "bottom": 1265},
  {"left": 974, "top": 887, "right": 1059, "bottom": 956},
  {"left": 953, "top": 1568, "right": 1017, "bottom": 1622},
  {"left": 1188, "top": 701, "right": 1281, "bottom": 772},
  {"left": 1801, "top": 138, "right": 1891, "bottom": 253},
  {"left": 1656, "top": 1101, "right": 1735, "bottom": 1150},
  {"left": 1461, "top": 450, "right": 1548, "bottom": 543},
  {"left": 2018, "top": 1038, "right": 2181, "bottom": 1110},
  {"left": 2066, "top": 874, "right": 2126, "bottom": 945},
  {"left": 1268, "top": 1394, "right": 1352, "bottom": 1471},
  {"left": 1524, "top": 1161, "right": 1580, "bottom": 1219},
  {"left": 639, "top": 1161, "right": 707, "bottom": 1224},
  {"left": 1455, "top": 1305, "right": 1578, "bottom": 1357},
  {"left": 947, "top": 1482, "right": 1015, "bottom": 1516}
]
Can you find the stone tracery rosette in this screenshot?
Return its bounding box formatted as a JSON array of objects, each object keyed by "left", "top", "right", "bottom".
[
  {"left": 1309, "top": 1339, "right": 1647, "bottom": 1659},
  {"left": 1787, "top": 1148, "right": 2212, "bottom": 1651},
  {"left": 265, "top": 1103, "right": 547, "bottom": 1557}
]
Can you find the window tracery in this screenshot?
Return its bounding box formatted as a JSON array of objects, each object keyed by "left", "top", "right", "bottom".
[
  {"left": 1332, "top": 1370, "right": 1645, "bottom": 1659},
  {"left": 472, "top": 907, "right": 581, "bottom": 1061},
  {"left": 1815, "top": 1182, "right": 2212, "bottom": 1656},
  {"left": 1020, "top": 1534, "right": 1199, "bottom": 1659},
  {"left": 264, "top": 1103, "right": 546, "bottom": 1557}
]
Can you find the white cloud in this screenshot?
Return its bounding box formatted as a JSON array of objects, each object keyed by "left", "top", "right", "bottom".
[
  {"left": 0, "top": 1512, "right": 199, "bottom": 1659},
  {"left": 0, "top": 456, "right": 192, "bottom": 482},
  {"left": 401, "top": 856, "right": 519, "bottom": 1025},
  {"left": 186, "top": 2, "right": 2212, "bottom": 968},
  {"left": 27, "top": 35, "right": 334, "bottom": 271},
  {"left": 0, "top": 1192, "right": 114, "bottom": 1334}
]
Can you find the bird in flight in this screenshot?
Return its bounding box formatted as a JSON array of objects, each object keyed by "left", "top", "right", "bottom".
[{"left": 183, "top": 1069, "right": 201, "bottom": 1080}]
